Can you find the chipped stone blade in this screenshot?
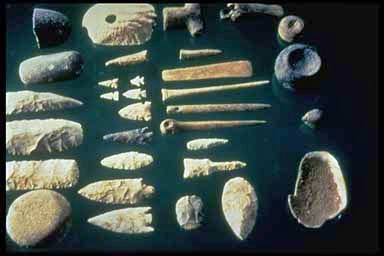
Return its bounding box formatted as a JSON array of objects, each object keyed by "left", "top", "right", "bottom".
[
  {"left": 19, "top": 51, "right": 84, "bottom": 85},
  {"left": 105, "top": 50, "right": 149, "bottom": 67},
  {"left": 33, "top": 8, "right": 71, "bottom": 48},
  {"left": 100, "top": 152, "right": 153, "bottom": 170},
  {"left": 6, "top": 90, "right": 83, "bottom": 116},
  {"left": 183, "top": 158, "right": 246, "bottom": 179},
  {"left": 6, "top": 119, "right": 83, "bottom": 156},
  {"left": 118, "top": 101, "right": 151, "bottom": 121},
  {"left": 87, "top": 207, "right": 154, "bottom": 234},
  {"left": 161, "top": 60, "right": 252, "bottom": 81},
  {"left": 222, "top": 177, "right": 258, "bottom": 240},
  {"left": 82, "top": 4, "right": 156, "bottom": 46},
  {"left": 186, "top": 138, "right": 229, "bottom": 151},
  {"left": 6, "top": 159, "right": 79, "bottom": 191},
  {"left": 130, "top": 76, "right": 145, "bottom": 87},
  {"left": 100, "top": 91, "right": 119, "bottom": 101},
  {"left": 287, "top": 151, "right": 347, "bottom": 228},
  {"left": 78, "top": 178, "right": 155, "bottom": 204},
  {"left": 102, "top": 127, "right": 153, "bottom": 145},
  {"left": 122, "top": 89, "right": 146, "bottom": 100},
  {"left": 98, "top": 78, "right": 119, "bottom": 88}
]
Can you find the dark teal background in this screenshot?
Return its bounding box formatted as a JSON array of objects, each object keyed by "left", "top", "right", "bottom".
[{"left": 5, "top": 3, "right": 379, "bottom": 253}]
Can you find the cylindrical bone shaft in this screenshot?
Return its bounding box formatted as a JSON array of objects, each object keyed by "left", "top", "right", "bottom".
[
  {"left": 162, "top": 60, "right": 252, "bottom": 81},
  {"left": 105, "top": 50, "right": 148, "bottom": 67},
  {"left": 161, "top": 80, "right": 270, "bottom": 101},
  {"left": 160, "top": 119, "right": 266, "bottom": 134},
  {"left": 166, "top": 103, "right": 271, "bottom": 114},
  {"left": 179, "top": 49, "right": 222, "bottom": 60}
]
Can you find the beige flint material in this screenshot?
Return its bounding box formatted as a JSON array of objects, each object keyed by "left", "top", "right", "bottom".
[
  {"left": 6, "top": 159, "right": 79, "bottom": 191},
  {"left": 100, "top": 151, "right": 154, "bottom": 170},
  {"left": 179, "top": 49, "right": 223, "bottom": 60},
  {"left": 105, "top": 50, "right": 149, "bottom": 67},
  {"left": 160, "top": 119, "right": 266, "bottom": 134},
  {"left": 87, "top": 207, "right": 154, "bottom": 233},
  {"left": 161, "top": 60, "right": 253, "bottom": 81},
  {"left": 161, "top": 80, "right": 270, "bottom": 102},
  {"left": 167, "top": 103, "right": 271, "bottom": 114},
  {"left": 183, "top": 158, "right": 246, "bottom": 179},
  {"left": 118, "top": 101, "right": 151, "bottom": 121},
  {"left": 222, "top": 177, "right": 258, "bottom": 240},
  {"left": 186, "top": 138, "right": 229, "bottom": 151},
  {"left": 78, "top": 178, "right": 155, "bottom": 204},
  {"left": 98, "top": 78, "right": 119, "bottom": 88}
]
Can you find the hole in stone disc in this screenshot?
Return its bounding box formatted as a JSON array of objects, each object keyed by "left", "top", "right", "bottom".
[
  {"left": 288, "top": 48, "right": 305, "bottom": 69},
  {"left": 105, "top": 15, "right": 116, "bottom": 23}
]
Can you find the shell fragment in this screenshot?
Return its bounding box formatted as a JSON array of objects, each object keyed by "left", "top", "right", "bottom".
[
  {"left": 118, "top": 101, "right": 151, "bottom": 121},
  {"left": 183, "top": 158, "right": 246, "bottom": 179},
  {"left": 301, "top": 108, "right": 323, "bottom": 128},
  {"left": 6, "top": 90, "right": 83, "bottom": 116},
  {"left": 101, "top": 152, "right": 153, "bottom": 171},
  {"left": 78, "top": 178, "right": 155, "bottom": 204},
  {"left": 87, "top": 207, "right": 154, "bottom": 234},
  {"left": 6, "top": 119, "right": 83, "bottom": 156},
  {"left": 6, "top": 159, "right": 79, "bottom": 191},
  {"left": 222, "top": 177, "right": 258, "bottom": 240},
  {"left": 186, "top": 138, "right": 229, "bottom": 151},
  {"left": 82, "top": 4, "right": 156, "bottom": 46}
]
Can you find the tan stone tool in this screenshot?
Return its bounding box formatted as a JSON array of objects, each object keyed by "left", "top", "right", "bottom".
[
  {"left": 161, "top": 80, "right": 270, "bottom": 102},
  {"left": 220, "top": 3, "right": 284, "bottom": 21},
  {"left": 163, "top": 4, "right": 203, "bottom": 37},
  {"left": 162, "top": 60, "right": 252, "bottom": 81},
  {"left": 179, "top": 49, "right": 223, "bottom": 60},
  {"left": 160, "top": 119, "right": 266, "bottom": 134},
  {"left": 105, "top": 50, "right": 148, "bottom": 67},
  {"left": 167, "top": 103, "right": 271, "bottom": 114},
  {"left": 183, "top": 158, "right": 246, "bottom": 179}
]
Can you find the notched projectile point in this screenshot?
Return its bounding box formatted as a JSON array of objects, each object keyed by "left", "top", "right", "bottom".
[
  {"left": 103, "top": 127, "right": 153, "bottom": 145},
  {"left": 186, "top": 138, "right": 229, "bottom": 151},
  {"left": 82, "top": 4, "right": 157, "bottom": 46},
  {"left": 118, "top": 101, "right": 151, "bottom": 121},
  {"left": 274, "top": 43, "right": 321, "bottom": 90},
  {"left": 161, "top": 80, "right": 270, "bottom": 102},
  {"left": 100, "top": 91, "right": 119, "bottom": 101},
  {"left": 278, "top": 15, "right": 304, "bottom": 43},
  {"left": 166, "top": 103, "right": 271, "bottom": 114},
  {"left": 100, "top": 151, "right": 154, "bottom": 171},
  {"left": 122, "top": 89, "right": 147, "bottom": 100},
  {"left": 105, "top": 50, "right": 149, "bottom": 67},
  {"left": 160, "top": 119, "right": 266, "bottom": 134},
  {"left": 179, "top": 49, "right": 222, "bottom": 60},
  {"left": 288, "top": 151, "right": 347, "bottom": 228},
  {"left": 87, "top": 207, "right": 154, "bottom": 234},
  {"left": 220, "top": 3, "right": 284, "bottom": 21},
  {"left": 222, "top": 177, "right": 258, "bottom": 240},
  {"left": 130, "top": 75, "right": 145, "bottom": 87},
  {"left": 162, "top": 60, "right": 252, "bottom": 81},
  {"left": 98, "top": 78, "right": 119, "bottom": 89},
  {"left": 6, "top": 90, "right": 83, "bottom": 116},
  {"left": 183, "top": 158, "right": 246, "bottom": 179},
  {"left": 301, "top": 109, "right": 323, "bottom": 129},
  {"left": 163, "top": 4, "right": 204, "bottom": 37},
  {"left": 6, "top": 119, "right": 83, "bottom": 156},
  {"left": 6, "top": 190, "right": 71, "bottom": 247},
  {"left": 78, "top": 178, "right": 155, "bottom": 204},
  {"left": 175, "top": 195, "right": 204, "bottom": 230},
  {"left": 33, "top": 8, "right": 71, "bottom": 48},
  {"left": 6, "top": 159, "right": 79, "bottom": 191}
]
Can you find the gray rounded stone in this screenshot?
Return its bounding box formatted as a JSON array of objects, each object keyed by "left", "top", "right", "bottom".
[
  {"left": 6, "top": 190, "right": 71, "bottom": 247},
  {"left": 274, "top": 44, "right": 321, "bottom": 90}
]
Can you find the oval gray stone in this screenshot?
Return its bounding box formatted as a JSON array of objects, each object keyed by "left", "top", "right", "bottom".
[
  {"left": 19, "top": 51, "right": 84, "bottom": 85},
  {"left": 288, "top": 151, "right": 348, "bottom": 228},
  {"left": 6, "top": 119, "right": 83, "bottom": 156},
  {"left": 6, "top": 190, "right": 71, "bottom": 247},
  {"left": 175, "top": 195, "right": 204, "bottom": 230}
]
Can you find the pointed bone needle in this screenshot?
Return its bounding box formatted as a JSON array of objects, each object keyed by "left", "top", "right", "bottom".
[
  {"left": 166, "top": 103, "right": 271, "bottom": 114},
  {"left": 160, "top": 119, "right": 266, "bottom": 134}
]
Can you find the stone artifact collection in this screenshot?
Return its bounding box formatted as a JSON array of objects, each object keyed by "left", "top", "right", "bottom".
[{"left": 5, "top": 3, "right": 348, "bottom": 248}]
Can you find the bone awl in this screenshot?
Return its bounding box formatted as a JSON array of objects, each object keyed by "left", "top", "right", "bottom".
[
  {"left": 160, "top": 119, "right": 266, "bottom": 134},
  {"left": 166, "top": 103, "right": 271, "bottom": 114},
  {"left": 161, "top": 60, "right": 252, "bottom": 81}
]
